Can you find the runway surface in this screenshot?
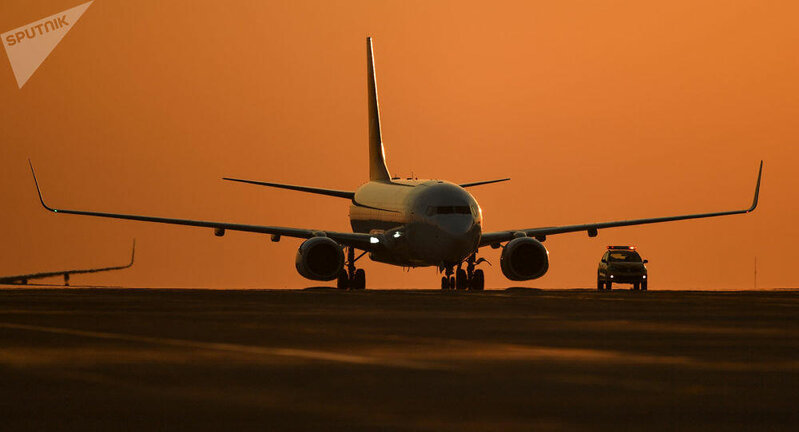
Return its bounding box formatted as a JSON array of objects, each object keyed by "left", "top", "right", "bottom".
[{"left": 1, "top": 288, "right": 798, "bottom": 431}]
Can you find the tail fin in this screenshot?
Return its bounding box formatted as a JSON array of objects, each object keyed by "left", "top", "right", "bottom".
[{"left": 367, "top": 37, "right": 391, "bottom": 182}]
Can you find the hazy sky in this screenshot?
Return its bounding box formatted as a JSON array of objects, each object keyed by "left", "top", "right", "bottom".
[{"left": 1, "top": 0, "right": 797, "bottom": 289}]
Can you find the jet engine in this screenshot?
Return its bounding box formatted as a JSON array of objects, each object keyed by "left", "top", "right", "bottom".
[
  {"left": 500, "top": 237, "right": 549, "bottom": 281},
  {"left": 295, "top": 237, "right": 345, "bottom": 281}
]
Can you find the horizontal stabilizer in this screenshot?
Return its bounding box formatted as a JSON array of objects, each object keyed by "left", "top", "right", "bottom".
[
  {"left": 459, "top": 178, "right": 511, "bottom": 188},
  {"left": 222, "top": 177, "right": 355, "bottom": 199}
]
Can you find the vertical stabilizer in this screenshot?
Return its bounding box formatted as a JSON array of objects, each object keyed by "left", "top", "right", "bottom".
[{"left": 367, "top": 37, "right": 391, "bottom": 182}]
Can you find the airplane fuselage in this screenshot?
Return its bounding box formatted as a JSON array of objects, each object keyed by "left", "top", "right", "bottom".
[{"left": 349, "top": 180, "right": 482, "bottom": 267}]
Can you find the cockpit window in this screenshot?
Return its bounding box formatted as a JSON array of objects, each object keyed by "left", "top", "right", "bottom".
[
  {"left": 426, "top": 205, "right": 472, "bottom": 216},
  {"left": 470, "top": 204, "right": 480, "bottom": 218}
]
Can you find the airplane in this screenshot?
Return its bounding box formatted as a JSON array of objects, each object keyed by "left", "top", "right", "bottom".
[
  {"left": 28, "top": 37, "right": 762, "bottom": 291},
  {"left": 0, "top": 240, "right": 135, "bottom": 286}
]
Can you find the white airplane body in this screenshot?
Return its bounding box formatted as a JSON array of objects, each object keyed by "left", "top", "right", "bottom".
[{"left": 30, "top": 38, "right": 762, "bottom": 290}]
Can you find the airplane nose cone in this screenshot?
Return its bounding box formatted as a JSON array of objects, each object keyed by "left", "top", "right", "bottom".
[
  {"left": 435, "top": 216, "right": 481, "bottom": 262},
  {"left": 438, "top": 215, "right": 475, "bottom": 235}
]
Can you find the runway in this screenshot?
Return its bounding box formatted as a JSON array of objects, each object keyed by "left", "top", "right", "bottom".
[{"left": 1, "top": 288, "right": 797, "bottom": 431}]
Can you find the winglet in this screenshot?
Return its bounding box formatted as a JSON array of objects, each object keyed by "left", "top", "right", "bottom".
[
  {"left": 28, "top": 159, "right": 57, "bottom": 213},
  {"left": 129, "top": 239, "right": 136, "bottom": 267},
  {"left": 747, "top": 160, "right": 763, "bottom": 212}
]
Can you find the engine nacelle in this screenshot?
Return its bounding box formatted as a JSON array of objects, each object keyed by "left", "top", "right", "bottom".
[
  {"left": 500, "top": 237, "right": 550, "bottom": 281},
  {"left": 295, "top": 237, "right": 345, "bottom": 281}
]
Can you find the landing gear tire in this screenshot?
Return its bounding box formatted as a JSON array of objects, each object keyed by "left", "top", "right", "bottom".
[
  {"left": 351, "top": 269, "right": 366, "bottom": 290},
  {"left": 597, "top": 277, "right": 604, "bottom": 291},
  {"left": 342, "top": 247, "right": 366, "bottom": 290},
  {"left": 641, "top": 280, "right": 648, "bottom": 291},
  {"left": 633, "top": 282, "right": 640, "bottom": 291},
  {"left": 337, "top": 272, "right": 348, "bottom": 290},
  {"left": 456, "top": 269, "right": 468, "bottom": 290},
  {"left": 449, "top": 276, "right": 456, "bottom": 289},
  {"left": 470, "top": 269, "right": 485, "bottom": 291},
  {"left": 441, "top": 276, "right": 450, "bottom": 290},
  {"left": 606, "top": 280, "right": 613, "bottom": 291}
]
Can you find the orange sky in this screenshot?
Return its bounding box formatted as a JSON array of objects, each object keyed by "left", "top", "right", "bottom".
[{"left": 1, "top": 0, "right": 797, "bottom": 289}]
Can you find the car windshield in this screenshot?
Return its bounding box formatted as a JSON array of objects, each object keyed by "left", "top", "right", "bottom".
[{"left": 608, "top": 251, "right": 642, "bottom": 262}]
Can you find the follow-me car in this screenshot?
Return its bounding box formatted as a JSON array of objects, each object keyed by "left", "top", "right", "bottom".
[
  {"left": 29, "top": 38, "right": 762, "bottom": 290},
  {"left": 598, "top": 246, "right": 648, "bottom": 291}
]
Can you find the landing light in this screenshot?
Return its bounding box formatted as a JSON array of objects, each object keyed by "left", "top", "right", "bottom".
[
  {"left": 370, "top": 237, "right": 380, "bottom": 244},
  {"left": 393, "top": 232, "right": 401, "bottom": 238},
  {"left": 642, "top": 275, "right": 647, "bottom": 279},
  {"left": 610, "top": 275, "right": 614, "bottom": 279}
]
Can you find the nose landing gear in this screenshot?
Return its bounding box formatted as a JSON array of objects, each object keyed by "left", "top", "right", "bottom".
[
  {"left": 466, "top": 254, "right": 486, "bottom": 291},
  {"left": 338, "top": 247, "right": 366, "bottom": 290},
  {"left": 440, "top": 254, "right": 486, "bottom": 291}
]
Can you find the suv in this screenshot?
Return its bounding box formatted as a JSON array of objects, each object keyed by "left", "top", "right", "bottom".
[{"left": 597, "top": 246, "right": 648, "bottom": 291}]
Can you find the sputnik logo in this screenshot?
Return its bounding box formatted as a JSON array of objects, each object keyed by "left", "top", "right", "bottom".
[{"left": 2, "top": 1, "right": 93, "bottom": 88}]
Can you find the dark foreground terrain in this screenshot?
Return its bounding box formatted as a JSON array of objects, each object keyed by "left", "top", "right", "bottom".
[{"left": 1, "top": 288, "right": 798, "bottom": 431}]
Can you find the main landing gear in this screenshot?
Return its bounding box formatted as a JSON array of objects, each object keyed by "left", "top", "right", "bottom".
[
  {"left": 441, "top": 254, "right": 485, "bottom": 291},
  {"left": 338, "top": 247, "right": 366, "bottom": 290}
]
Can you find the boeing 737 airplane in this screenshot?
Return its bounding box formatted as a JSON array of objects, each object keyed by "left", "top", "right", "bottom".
[
  {"left": 0, "top": 241, "right": 135, "bottom": 286},
  {"left": 29, "top": 37, "right": 762, "bottom": 290}
]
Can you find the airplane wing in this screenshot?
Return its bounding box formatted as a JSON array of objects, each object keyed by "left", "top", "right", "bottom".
[
  {"left": 29, "top": 162, "right": 380, "bottom": 252},
  {"left": 480, "top": 161, "right": 762, "bottom": 247},
  {"left": 0, "top": 240, "right": 136, "bottom": 285}
]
